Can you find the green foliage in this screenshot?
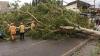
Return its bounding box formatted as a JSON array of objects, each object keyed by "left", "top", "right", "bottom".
[
  {"left": 22, "top": 3, "right": 89, "bottom": 39},
  {"left": 0, "top": 2, "right": 90, "bottom": 39}
]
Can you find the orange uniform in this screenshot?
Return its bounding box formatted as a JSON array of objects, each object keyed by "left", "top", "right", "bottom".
[{"left": 9, "top": 26, "right": 16, "bottom": 35}]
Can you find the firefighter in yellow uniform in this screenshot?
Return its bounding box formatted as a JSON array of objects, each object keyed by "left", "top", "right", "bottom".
[
  {"left": 31, "top": 21, "right": 36, "bottom": 31},
  {"left": 19, "top": 22, "right": 25, "bottom": 40}
]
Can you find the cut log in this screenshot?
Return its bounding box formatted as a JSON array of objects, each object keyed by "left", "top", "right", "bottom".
[
  {"left": 80, "top": 27, "right": 100, "bottom": 35},
  {"left": 60, "top": 26, "right": 100, "bottom": 36}
]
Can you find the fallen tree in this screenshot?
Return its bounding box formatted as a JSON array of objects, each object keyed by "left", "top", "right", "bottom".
[
  {"left": 0, "top": 2, "right": 93, "bottom": 39},
  {"left": 19, "top": 3, "right": 93, "bottom": 39},
  {"left": 60, "top": 26, "right": 100, "bottom": 39}
]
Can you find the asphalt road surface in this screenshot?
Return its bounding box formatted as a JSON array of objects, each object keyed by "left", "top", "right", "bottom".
[{"left": 0, "top": 37, "right": 85, "bottom": 56}]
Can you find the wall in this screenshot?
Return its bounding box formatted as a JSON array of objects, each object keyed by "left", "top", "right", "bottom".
[
  {"left": 66, "top": 3, "right": 81, "bottom": 13},
  {"left": 0, "top": 1, "right": 9, "bottom": 12}
]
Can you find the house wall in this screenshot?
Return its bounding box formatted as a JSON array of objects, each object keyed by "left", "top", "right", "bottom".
[
  {"left": 66, "top": 3, "right": 81, "bottom": 13},
  {"left": 0, "top": 1, "right": 9, "bottom": 12}
]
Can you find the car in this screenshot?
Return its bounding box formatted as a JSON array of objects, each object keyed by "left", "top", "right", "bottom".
[
  {"left": 0, "top": 31, "right": 5, "bottom": 39},
  {"left": 0, "top": 26, "right": 5, "bottom": 39}
]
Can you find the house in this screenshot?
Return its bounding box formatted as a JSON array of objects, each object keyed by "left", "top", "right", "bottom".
[
  {"left": 66, "top": 0, "right": 91, "bottom": 13},
  {"left": 0, "top": 1, "right": 10, "bottom": 13}
]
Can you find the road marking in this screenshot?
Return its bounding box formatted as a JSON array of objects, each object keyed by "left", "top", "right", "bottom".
[
  {"left": 32, "top": 40, "right": 47, "bottom": 45},
  {"left": 61, "top": 38, "right": 91, "bottom": 56}
]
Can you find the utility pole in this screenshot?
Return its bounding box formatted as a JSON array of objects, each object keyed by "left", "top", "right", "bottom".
[
  {"left": 93, "top": 0, "right": 96, "bottom": 16},
  {"left": 76, "top": 0, "right": 79, "bottom": 7},
  {"left": 76, "top": 0, "right": 80, "bottom": 27},
  {"left": 94, "top": 0, "right": 95, "bottom": 9}
]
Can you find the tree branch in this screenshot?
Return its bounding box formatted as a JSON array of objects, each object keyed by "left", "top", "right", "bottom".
[{"left": 19, "top": 10, "right": 47, "bottom": 26}]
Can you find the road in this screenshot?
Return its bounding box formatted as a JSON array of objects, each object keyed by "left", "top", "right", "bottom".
[{"left": 0, "top": 37, "right": 86, "bottom": 56}]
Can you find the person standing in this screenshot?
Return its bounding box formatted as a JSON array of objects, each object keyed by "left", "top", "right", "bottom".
[
  {"left": 9, "top": 23, "right": 16, "bottom": 41},
  {"left": 31, "top": 20, "right": 36, "bottom": 31},
  {"left": 19, "top": 22, "right": 25, "bottom": 40}
]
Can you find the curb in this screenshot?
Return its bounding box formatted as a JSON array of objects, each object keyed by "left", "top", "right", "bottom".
[{"left": 61, "top": 38, "right": 91, "bottom": 56}]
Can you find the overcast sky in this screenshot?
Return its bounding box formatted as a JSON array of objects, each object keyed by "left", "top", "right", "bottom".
[{"left": 0, "top": 0, "right": 100, "bottom": 7}]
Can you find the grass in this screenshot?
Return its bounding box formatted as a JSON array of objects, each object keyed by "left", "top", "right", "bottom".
[{"left": 91, "top": 40, "right": 100, "bottom": 56}]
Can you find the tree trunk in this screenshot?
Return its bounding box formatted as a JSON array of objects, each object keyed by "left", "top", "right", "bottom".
[{"left": 60, "top": 26, "right": 100, "bottom": 37}]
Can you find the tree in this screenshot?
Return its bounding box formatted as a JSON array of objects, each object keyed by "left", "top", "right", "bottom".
[
  {"left": 19, "top": 2, "right": 90, "bottom": 39},
  {"left": 32, "top": 0, "right": 38, "bottom": 5},
  {"left": 32, "top": 0, "right": 62, "bottom": 6},
  {"left": 32, "top": 0, "right": 49, "bottom": 5},
  {"left": 56, "top": 0, "right": 63, "bottom": 6},
  {"left": 11, "top": 0, "right": 21, "bottom": 10},
  {"left": 0, "top": 1, "right": 90, "bottom": 39}
]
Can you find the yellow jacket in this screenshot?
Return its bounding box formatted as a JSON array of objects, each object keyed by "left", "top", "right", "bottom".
[
  {"left": 19, "top": 25, "right": 25, "bottom": 33},
  {"left": 31, "top": 23, "right": 35, "bottom": 30}
]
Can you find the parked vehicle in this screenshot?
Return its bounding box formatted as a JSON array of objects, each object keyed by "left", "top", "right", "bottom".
[{"left": 0, "top": 26, "right": 5, "bottom": 39}]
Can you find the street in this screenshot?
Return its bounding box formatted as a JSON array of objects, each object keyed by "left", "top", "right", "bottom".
[{"left": 0, "top": 37, "right": 85, "bottom": 56}]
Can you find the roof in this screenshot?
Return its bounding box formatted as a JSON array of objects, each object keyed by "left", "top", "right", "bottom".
[{"left": 67, "top": 1, "right": 91, "bottom": 7}]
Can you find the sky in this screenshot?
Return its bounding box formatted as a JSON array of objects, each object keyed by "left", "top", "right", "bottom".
[{"left": 0, "top": 0, "right": 100, "bottom": 7}]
